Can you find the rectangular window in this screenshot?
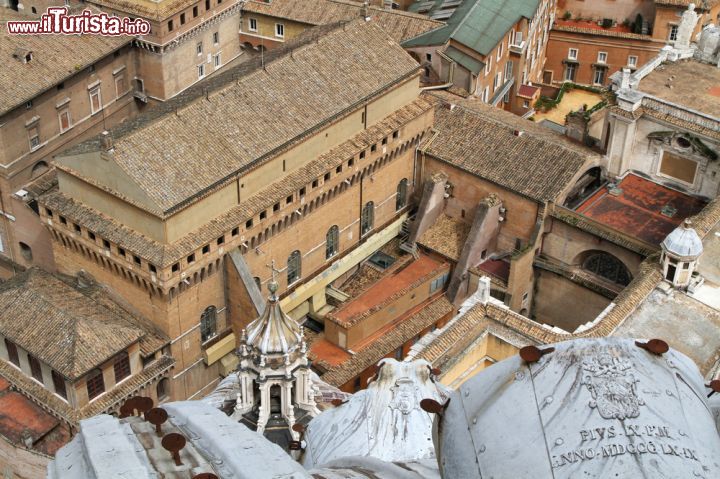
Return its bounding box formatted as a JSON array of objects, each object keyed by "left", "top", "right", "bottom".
[
  {"left": 197, "top": 42, "right": 203, "bottom": 55},
  {"left": 86, "top": 369, "right": 105, "bottom": 400},
  {"left": 28, "top": 126, "right": 40, "bottom": 150},
  {"left": 4, "top": 339, "right": 19, "bottom": 367},
  {"left": 115, "top": 74, "right": 127, "bottom": 98},
  {"left": 205, "top": 0, "right": 210, "bottom": 10},
  {"left": 249, "top": 18, "right": 257, "bottom": 32},
  {"left": 28, "top": 354, "right": 43, "bottom": 383},
  {"left": 89, "top": 87, "right": 102, "bottom": 114},
  {"left": 214, "top": 53, "right": 221, "bottom": 68},
  {"left": 523, "top": 100, "right": 530, "bottom": 109},
  {"left": 198, "top": 64, "right": 205, "bottom": 79},
  {"left": 213, "top": 31, "right": 220, "bottom": 45},
  {"left": 628, "top": 55, "right": 638, "bottom": 67},
  {"left": 168, "top": 19, "right": 174, "bottom": 32},
  {"left": 481, "top": 86, "right": 489, "bottom": 103},
  {"left": 497, "top": 41, "right": 503, "bottom": 60},
  {"left": 275, "top": 23, "right": 284, "bottom": 38},
  {"left": 564, "top": 63, "right": 577, "bottom": 82},
  {"left": 568, "top": 48, "right": 578, "bottom": 60},
  {"left": 52, "top": 370, "right": 67, "bottom": 399},
  {"left": 180, "top": 12, "right": 186, "bottom": 25},
  {"left": 593, "top": 68, "right": 606, "bottom": 85},
  {"left": 59, "top": 110, "right": 71, "bottom": 132},
  {"left": 484, "top": 56, "right": 491, "bottom": 75},
  {"left": 193, "top": 6, "right": 198, "bottom": 17},
  {"left": 669, "top": 25, "right": 678, "bottom": 41},
  {"left": 597, "top": 51, "right": 607, "bottom": 64},
  {"left": 113, "top": 353, "right": 131, "bottom": 383},
  {"left": 425, "top": 53, "right": 431, "bottom": 62}
]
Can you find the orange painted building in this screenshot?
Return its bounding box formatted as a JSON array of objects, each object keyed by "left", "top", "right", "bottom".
[{"left": 545, "top": 0, "right": 720, "bottom": 86}]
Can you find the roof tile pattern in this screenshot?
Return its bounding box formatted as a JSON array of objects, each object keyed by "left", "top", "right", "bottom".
[
  {"left": 0, "top": 269, "right": 163, "bottom": 379},
  {"left": 243, "top": 0, "right": 444, "bottom": 42},
  {"left": 421, "top": 92, "right": 595, "bottom": 202},
  {"left": 0, "top": 10, "right": 129, "bottom": 116},
  {"left": 58, "top": 20, "right": 420, "bottom": 214},
  {"left": 46, "top": 97, "right": 434, "bottom": 267}
]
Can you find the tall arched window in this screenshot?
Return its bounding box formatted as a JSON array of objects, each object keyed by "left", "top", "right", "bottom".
[
  {"left": 31, "top": 161, "right": 49, "bottom": 178},
  {"left": 583, "top": 252, "right": 631, "bottom": 286},
  {"left": 326, "top": 225, "right": 339, "bottom": 259},
  {"left": 361, "top": 201, "right": 374, "bottom": 236},
  {"left": 200, "top": 305, "right": 217, "bottom": 342},
  {"left": 396, "top": 178, "right": 408, "bottom": 211},
  {"left": 288, "top": 250, "right": 301, "bottom": 284}
]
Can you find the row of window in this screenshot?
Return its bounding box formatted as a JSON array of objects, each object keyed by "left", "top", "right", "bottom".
[
  {"left": 284, "top": 180, "right": 408, "bottom": 286},
  {"left": 246, "top": 18, "right": 285, "bottom": 38},
  {"left": 168, "top": 0, "right": 224, "bottom": 32},
  {"left": 567, "top": 48, "right": 638, "bottom": 68},
  {"left": 4, "top": 338, "right": 68, "bottom": 400},
  {"left": 27, "top": 75, "right": 128, "bottom": 152}
]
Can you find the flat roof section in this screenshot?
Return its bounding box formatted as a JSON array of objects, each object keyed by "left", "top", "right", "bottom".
[
  {"left": 638, "top": 60, "right": 720, "bottom": 118},
  {"left": 0, "top": 374, "right": 71, "bottom": 456},
  {"left": 575, "top": 173, "right": 707, "bottom": 245}
]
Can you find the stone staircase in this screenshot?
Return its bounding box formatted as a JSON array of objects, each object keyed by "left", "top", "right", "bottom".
[{"left": 399, "top": 216, "right": 419, "bottom": 259}]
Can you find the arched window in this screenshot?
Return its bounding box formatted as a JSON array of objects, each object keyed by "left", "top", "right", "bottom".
[
  {"left": 31, "top": 161, "right": 49, "bottom": 178},
  {"left": 86, "top": 369, "right": 105, "bottom": 400},
  {"left": 361, "top": 201, "right": 374, "bottom": 236},
  {"left": 19, "top": 242, "right": 32, "bottom": 261},
  {"left": 157, "top": 378, "right": 169, "bottom": 401},
  {"left": 253, "top": 276, "right": 261, "bottom": 292},
  {"left": 200, "top": 306, "right": 217, "bottom": 342},
  {"left": 583, "top": 252, "right": 631, "bottom": 286},
  {"left": 288, "top": 250, "right": 301, "bottom": 284},
  {"left": 326, "top": 225, "right": 339, "bottom": 259},
  {"left": 396, "top": 178, "right": 408, "bottom": 211},
  {"left": 113, "top": 351, "right": 131, "bottom": 383}
]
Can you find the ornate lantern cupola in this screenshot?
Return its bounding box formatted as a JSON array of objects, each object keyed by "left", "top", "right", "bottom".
[
  {"left": 660, "top": 219, "right": 703, "bottom": 288},
  {"left": 233, "top": 262, "right": 318, "bottom": 447}
]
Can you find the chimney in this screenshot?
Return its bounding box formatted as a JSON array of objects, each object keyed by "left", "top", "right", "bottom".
[
  {"left": 101, "top": 130, "right": 113, "bottom": 151},
  {"left": 620, "top": 68, "right": 631, "bottom": 89},
  {"left": 363, "top": 0, "right": 371, "bottom": 21}
]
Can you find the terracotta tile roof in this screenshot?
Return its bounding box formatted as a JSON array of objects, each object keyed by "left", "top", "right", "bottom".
[
  {"left": 243, "top": 0, "right": 444, "bottom": 42},
  {"left": 517, "top": 84, "right": 539, "bottom": 98},
  {"left": 654, "top": 0, "right": 719, "bottom": 8},
  {"left": 327, "top": 255, "right": 449, "bottom": 327},
  {"left": 421, "top": 91, "right": 597, "bottom": 202},
  {"left": 57, "top": 20, "right": 420, "bottom": 216},
  {"left": 0, "top": 355, "right": 173, "bottom": 426},
  {"left": 0, "top": 269, "right": 166, "bottom": 379},
  {"left": 0, "top": 10, "right": 129, "bottom": 116},
  {"left": 321, "top": 295, "right": 454, "bottom": 387},
  {"left": 552, "top": 24, "right": 651, "bottom": 40},
  {"left": 22, "top": 168, "right": 58, "bottom": 202},
  {"left": 87, "top": 0, "right": 201, "bottom": 21},
  {"left": 417, "top": 214, "right": 470, "bottom": 261},
  {"left": 45, "top": 97, "right": 434, "bottom": 267}
]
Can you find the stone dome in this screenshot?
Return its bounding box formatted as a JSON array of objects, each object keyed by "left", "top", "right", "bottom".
[
  {"left": 244, "top": 280, "right": 302, "bottom": 355},
  {"left": 662, "top": 220, "right": 703, "bottom": 259}
]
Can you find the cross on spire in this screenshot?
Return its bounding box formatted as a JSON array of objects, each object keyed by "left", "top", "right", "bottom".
[{"left": 265, "top": 260, "right": 281, "bottom": 298}]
